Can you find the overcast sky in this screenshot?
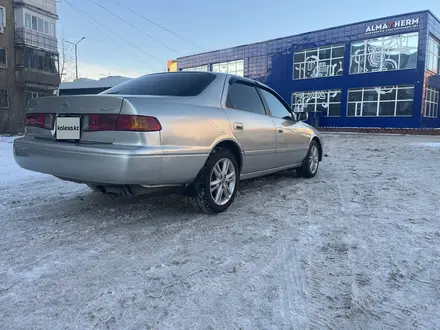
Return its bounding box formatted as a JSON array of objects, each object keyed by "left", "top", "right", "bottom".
[{"left": 57, "top": 0, "right": 440, "bottom": 80}]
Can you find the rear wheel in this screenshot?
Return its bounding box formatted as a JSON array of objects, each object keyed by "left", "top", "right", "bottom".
[
  {"left": 296, "top": 141, "right": 320, "bottom": 178},
  {"left": 193, "top": 148, "right": 239, "bottom": 214}
]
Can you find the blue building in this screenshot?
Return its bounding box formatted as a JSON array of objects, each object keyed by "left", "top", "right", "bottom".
[{"left": 176, "top": 11, "right": 440, "bottom": 129}]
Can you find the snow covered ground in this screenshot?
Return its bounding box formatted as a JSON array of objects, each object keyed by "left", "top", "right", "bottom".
[{"left": 1, "top": 133, "right": 440, "bottom": 329}]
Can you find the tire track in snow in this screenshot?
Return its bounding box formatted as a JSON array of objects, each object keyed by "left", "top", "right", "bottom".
[
  {"left": 279, "top": 238, "right": 338, "bottom": 330},
  {"left": 279, "top": 240, "right": 308, "bottom": 329}
]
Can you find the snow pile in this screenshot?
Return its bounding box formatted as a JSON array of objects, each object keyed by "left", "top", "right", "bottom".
[{"left": 1, "top": 134, "right": 440, "bottom": 329}]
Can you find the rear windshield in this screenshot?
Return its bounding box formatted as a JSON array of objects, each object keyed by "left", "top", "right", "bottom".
[{"left": 101, "top": 72, "right": 216, "bottom": 96}]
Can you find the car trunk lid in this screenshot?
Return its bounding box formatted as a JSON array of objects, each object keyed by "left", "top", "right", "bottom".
[{"left": 26, "top": 95, "right": 125, "bottom": 143}]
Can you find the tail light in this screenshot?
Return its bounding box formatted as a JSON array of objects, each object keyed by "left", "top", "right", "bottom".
[
  {"left": 116, "top": 115, "right": 161, "bottom": 132},
  {"left": 84, "top": 114, "right": 161, "bottom": 132},
  {"left": 25, "top": 113, "right": 55, "bottom": 129},
  {"left": 86, "top": 114, "right": 118, "bottom": 132}
]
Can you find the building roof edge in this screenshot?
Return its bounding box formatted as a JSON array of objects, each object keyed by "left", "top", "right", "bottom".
[{"left": 177, "top": 10, "right": 430, "bottom": 61}]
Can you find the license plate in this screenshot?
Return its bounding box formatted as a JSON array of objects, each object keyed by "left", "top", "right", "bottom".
[{"left": 56, "top": 117, "right": 81, "bottom": 140}]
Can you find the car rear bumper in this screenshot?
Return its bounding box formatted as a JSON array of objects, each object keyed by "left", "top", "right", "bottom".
[{"left": 13, "top": 137, "right": 165, "bottom": 185}]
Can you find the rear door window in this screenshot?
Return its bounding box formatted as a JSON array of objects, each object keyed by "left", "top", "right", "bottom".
[
  {"left": 102, "top": 72, "right": 216, "bottom": 96},
  {"left": 226, "top": 81, "right": 266, "bottom": 115}
]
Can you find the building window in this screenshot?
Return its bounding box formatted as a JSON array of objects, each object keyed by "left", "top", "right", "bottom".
[
  {"left": 0, "top": 47, "right": 6, "bottom": 68},
  {"left": 0, "top": 6, "right": 5, "bottom": 27},
  {"left": 212, "top": 60, "right": 244, "bottom": 77},
  {"left": 427, "top": 36, "right": 440, "bottom": 74},
  {"left": 26, "top": 14, "right": 54, "bottom": 36},
  {"left": 350, "top": 32, "right": 418, "bottom": 74},
  {"left": 424, "top": 86, "right": 439, "bottom": 118},
  {"left": 22, "top": 47, "right": 58, "bottom": 73},
  {"left": 37, "top": 17, "right": 44, "bottom": 32},
  {"left": 347, "top": 85, "right": 414, "bottom": 117},
  {"left": 292, "top": 90, "right": 342, "bottom": 116},
  {"left": 181, "top": 64, "right": 208, "bottom": 71},
  {"left": 31, "top": 15, "right": 37, "bottom": 30},
  {"left": 25, "top": 13, "right": 31, "bottom": 28},
  {"left": 293, "top": 44, "right": 344, "bottom": 80},
  {"left": 0, "top": 89, "right": 9, "bottom": 108}
]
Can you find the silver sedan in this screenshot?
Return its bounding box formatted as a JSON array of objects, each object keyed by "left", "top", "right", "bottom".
[{"left": 14, "top": 72, "right": 323, "bottom": 213}]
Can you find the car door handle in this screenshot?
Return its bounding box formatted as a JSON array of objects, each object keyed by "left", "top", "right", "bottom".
[
  {"left": 277, "top": 127, "right": 284, "bottom": 133},
  {"left": 233, "top": 122, "right": 244, "bottom": 130}
]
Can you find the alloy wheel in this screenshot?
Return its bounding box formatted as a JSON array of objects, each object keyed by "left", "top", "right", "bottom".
[
  {"left": 309, "top": 145, "right": 319, "bottom": 174},
  {"left": 210, "top": 158, "right": 236, "bottom": 206}
]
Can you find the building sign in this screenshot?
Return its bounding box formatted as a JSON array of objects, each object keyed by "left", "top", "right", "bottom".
[{"left": 365, "top": 18, "right": 419, "bottom": 35}]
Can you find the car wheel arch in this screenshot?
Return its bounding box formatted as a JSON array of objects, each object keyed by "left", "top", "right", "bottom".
[
  {"left": 311, "top": 136, "right": 323, "bottom": 161},
  {"left": 184, "top": 139, "right": 243, "bottom": 197},
  {"left": 211, "top": 139, "right": 243, "bottom": 173}
]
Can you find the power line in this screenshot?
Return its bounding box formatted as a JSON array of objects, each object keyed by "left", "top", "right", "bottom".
[
  {"left": 91, "top": 0, "right": 180, "bottom": 54},
  {"left": 111, "top": 0, "right": 207, "bottom": 52},
  {"left": 65, "top": 0, "right": 163, "bottom": 65},
  {"left": 62, "top": 0, "right": 153, "bottom": 70},
  {"left": 63, "top": 0, "right": 163, "bottom": 70}
]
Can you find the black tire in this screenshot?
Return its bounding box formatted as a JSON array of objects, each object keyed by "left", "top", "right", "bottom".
[
  {"left": 192, "top": 148, "right": 239, "bottom": 214},
  {"left": 296, "top": 141, "right": 320, "bottom": 178}
]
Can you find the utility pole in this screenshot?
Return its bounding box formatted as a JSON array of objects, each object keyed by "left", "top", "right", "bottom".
[{"left": 65, "top": 37, "right": 85, "bottom": 80}]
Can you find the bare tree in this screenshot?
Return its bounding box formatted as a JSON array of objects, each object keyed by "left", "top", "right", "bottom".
[{"left": 59, "top": 34, "right": 74, "bottom": 83}]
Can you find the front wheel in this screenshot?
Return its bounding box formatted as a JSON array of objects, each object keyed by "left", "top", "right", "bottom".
[
  {"left": 193, "top": 148, "right": 239, "bottom": 214},
  {"left": 296, "top": 141, "right": 320, "bottom": 178}
]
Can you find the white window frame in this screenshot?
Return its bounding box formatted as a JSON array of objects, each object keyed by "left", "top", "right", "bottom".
[
  {"left": 212, "top": 59, "right": 244, "bottom": 77},
  {"left": 424, "top": 86, "right": 439, "bottom": 118},
  {"left": 349, "top": 32, "right": 419, "bottom": 75},
  {"left": 0, "top": 47, "right": 7, "bottom": 68},
  {"left": 181, "top": 64, "right": 209, "bottom": 72},
  {"left": 26, "top": 12, "right": 54, "bottom": 36},
  {"left": 0, "top": 6, "right": 5, "bottom": 27},
  {"left": 31, "top": 15, "right": 37, "bottom": 31},
  {"left": 427, "top": 35, "right": 440, "bottom": 74},
  {"left": 291, "top": 89, "right": 342, "bottom": 117},
  {"left": 25, "top": 13, "right": 31, "bottom": 28},
  {"left": 37, "top": 17, "right": 44, "bottom": 32},
  {"left": 293, "top": 44, "right": 345, "bottom": 80},
  {"left": 347, "top": 85, "right": 414, "bottom": 117},
  {"left": 0, "top": 89, "right": 9, "bottom": 109}
]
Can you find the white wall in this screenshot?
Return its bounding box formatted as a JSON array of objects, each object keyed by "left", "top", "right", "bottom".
[
  {"left": 16, "top": 0, "right": 57, "bottom": 16},
  {"left": 14, "top": 7, "right": 25, "bottom": 27}
]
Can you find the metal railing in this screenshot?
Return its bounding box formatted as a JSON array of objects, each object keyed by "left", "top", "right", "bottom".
[{"left": 15, "top": 27, "right": 58, "bottom": 53}]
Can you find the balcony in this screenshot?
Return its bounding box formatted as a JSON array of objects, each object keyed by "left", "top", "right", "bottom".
[
  {"left": 16, "top": 27, "right": 58, "bottom": 54},
  {"left": 16, "top": 67, "right": 61, "bottom": 89}
]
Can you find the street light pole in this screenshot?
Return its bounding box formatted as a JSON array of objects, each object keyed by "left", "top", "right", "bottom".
[{"left": 65, "top": 37, "right": 85, "bottom": 80}]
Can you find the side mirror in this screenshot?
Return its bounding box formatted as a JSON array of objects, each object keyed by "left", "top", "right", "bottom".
[{"left": 296, "top": 112, "right": 309, "bottom": 122}]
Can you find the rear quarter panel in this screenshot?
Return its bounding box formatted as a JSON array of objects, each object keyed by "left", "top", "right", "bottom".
[{"left": 121, "top": 97, "right": 237, "bottom": 184}]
